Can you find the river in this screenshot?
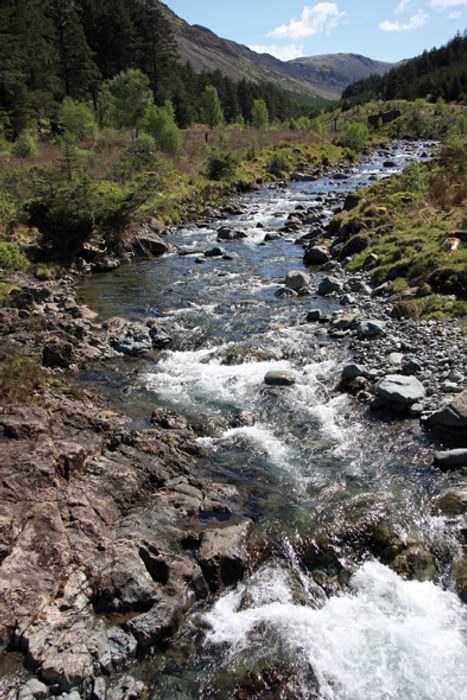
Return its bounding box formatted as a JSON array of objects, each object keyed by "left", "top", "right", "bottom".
[{"left": 79, "top": 141, "right": 467, "bottom": 699}]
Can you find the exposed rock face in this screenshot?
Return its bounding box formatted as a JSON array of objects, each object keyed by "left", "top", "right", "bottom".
[{"left": 0, "top": 400, "right": 251, "bottom": 694}]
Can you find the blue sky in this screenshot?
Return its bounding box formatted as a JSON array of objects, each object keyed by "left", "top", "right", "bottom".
[{"left": 164, "top": 0, "right": 466, "bottom": 62}]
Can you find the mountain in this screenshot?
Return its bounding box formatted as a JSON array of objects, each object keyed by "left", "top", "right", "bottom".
[{"left": 159, "top": 2, "right": 394, "bottom": 100}]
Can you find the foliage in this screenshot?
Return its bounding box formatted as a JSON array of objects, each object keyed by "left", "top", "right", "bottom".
[
  {"left": 267, "top": 151, "right": 291, "bottom": 177},
  {"left": 338, "top": 122, "right": 369, "bottom": 152},
  {"left": 205, "top": 151, "right": 238, "bottom": 181},
  {"left": 57, "top": 97, "right": 97, "bottom": 143},
  {"left": 144, "top": 101, "right": 181, "bottom": 153},
  {"left": 342, "top": 32, "right": 467, "bottom": 106},
  {"left": 201, "top": 85, "right": 224, "bottom": 128},
  {"left": 12, "top": 131, "right": 38, "bottom": 158},
  {"left": 107, "top": 68, "right": 153, "bottom": 135},
  {"left": 0, "top": 242, "right": 29, "bottom": 271},
  {"left": 251, "top": 99, "right": 269, "bottom": 129}
]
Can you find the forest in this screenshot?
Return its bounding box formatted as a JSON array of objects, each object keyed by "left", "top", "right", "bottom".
[
  {"left": 342, "top": 32, "right": 467, "bottom": 107},
  {"left": 0, "top": 0, "right": 316, "bottom": 137}
]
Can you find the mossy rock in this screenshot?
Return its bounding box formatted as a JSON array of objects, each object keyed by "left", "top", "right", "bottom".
[
  {"left": 339, "top": 233, "right": 370, "bottom": 259},
  {"left": 392, "top": 545, "right": 436, "bottom": 581}
]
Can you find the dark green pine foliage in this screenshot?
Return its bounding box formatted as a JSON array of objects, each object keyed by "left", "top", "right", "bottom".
[
  {"left": 0, "top": 0, "right": 60, "bottom": 133},
  {"left": 342, "top": 32, "right": 467, "bottom": 106},
  {"left": 47, "top": 0, "right": 101, "bottom": 100}
]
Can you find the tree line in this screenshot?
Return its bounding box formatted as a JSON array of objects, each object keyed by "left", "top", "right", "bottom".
[
  {"left": 0, "top": 0, "right": 318, "bottom": 136},
  {"left": 341, "top": 32, "right": 467, "bottom": 107}
]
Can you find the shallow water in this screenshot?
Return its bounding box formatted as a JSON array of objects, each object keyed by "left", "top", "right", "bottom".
[{"left": 79, "top": 141, "right": 467, "bottom": 699}]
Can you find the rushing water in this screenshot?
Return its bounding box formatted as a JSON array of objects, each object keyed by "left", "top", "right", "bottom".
[{"left": 79, "top": 142, "right": 467, "bottom": 699}]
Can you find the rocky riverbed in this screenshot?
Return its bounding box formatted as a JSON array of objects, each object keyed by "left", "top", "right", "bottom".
[{"left": 1, "top": 140, "right": 466, "bottom": 699}]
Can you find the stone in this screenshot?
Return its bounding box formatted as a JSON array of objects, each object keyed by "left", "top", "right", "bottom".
[
  {"left": 317, "top": 277, "right": 343, "bottom": 296},
  {"left": 92, "top": 257, "right": 120, "bottom": 273},
  {"left": 358, "top": 320, "right": 386, "bottom": 338},
  {"left": 124, "top": 595, "right": 182, "bottom": 649},
  {"left": 284, "top": 270, "right": 310, "bottom": 292},
  {"left": 342, "top": 364, "right": 366, "bottom": 380},
  {"left": 197, "top": 521, "right": 252, "bottom": 592},
  {"left": 264, "top": 370, "right": 297, "bottom": 387},
  {"left": 42, "top": 339, "right": 74, "bottom": 368},
  {"left": 339, "top": 293, "right": 355, "bottom": 306},
  {"left": 217, "top": 227, "right": 247, "bottom": 241},
  {"left": 274, "top": 288, "right": 298, "bottom": 298},
  {"left": 264, "top": 232, "right": 281, "bottom": 241},
  {"left": 427, "top": 389, "right": 467, "bottom": 446},
  {"left": 306, "top": 309, "right": 322, "bottom": 322},
  {"left": 377, "top": 374, "right": 425, "bottom": 407},
  {"left": 204, "top": 246, "right": 226, "bottom": 258},
  {"left": 19, "top": 680, "right": 48, "bottom": 699},
  {"left": 134, "top": 233, "right": 169, "bottom": 257},
  {"left": 435, "top": 488, "right": 467, "bottom": 516},
  {"left": 303, "top": 246, "right": 329, "bottom": 266},
  {"left": 106, "top": 676, "right": 147, "bottom": 700},
  {"left": 388, "top": 352, "right": 403, "bottom": 365},
  {"left": 433, "top": 449, "right": 467, "bottom": 471}
]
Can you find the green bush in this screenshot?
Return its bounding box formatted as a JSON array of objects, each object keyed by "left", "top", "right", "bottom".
[
  {"left": 12, "top": 131, "right": 38, "bottom": 158},
  {"left": 58, "top": 97, "right": 98, "bottom": 143},
  {"left": 205, "top": 151, "right": 238, "bottom": 181},
  {"left": 267, "top": 152, "right": 291, "bottom": 178},
  {"left": 0, "top": 193, "right": 17, "bottom": 234},
  {"left": 0, "top": 242, "right": 29, "bottom": 271},
  {"left": 338, "top": 122, "right": 369, "bottom": 152},
  {"left": 144, "top": 101, "right": 181, "bottom": 154}
]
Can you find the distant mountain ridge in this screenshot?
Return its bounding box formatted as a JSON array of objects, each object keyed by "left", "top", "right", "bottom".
[{"left": 159, "top": 2, "right": 394, "bottom": 100}]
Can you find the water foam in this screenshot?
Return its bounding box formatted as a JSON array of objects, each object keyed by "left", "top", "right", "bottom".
[{"left": 203, "top": 560, "right": 467, "bottom": 700}]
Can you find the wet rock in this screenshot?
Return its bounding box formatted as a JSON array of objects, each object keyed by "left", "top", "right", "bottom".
[
  {"left": 92, "top": 257, "right": 120, "bottom": 273},
  {"left": 376, "top": 374, "right": 425, "bottom": 409},
  {"left": 197, "top": 521, "right": 252, "bottom": 591},
  {"left": 433, "top": 449, "right": 467, "bottom": 471},
  {"left": 124, "top": 595, "right": 182, "bottom": 650},
  {"left": 42, "top": 339, "right": 74, "bottom": 368},
  {"left": 106, "top": 675, "right": 147, "bottom": 700},
  {"left": 133, "top": 232, "right": 169, "bottom": 257},
  {"left": 453, "top": 557, "right": 467, "bottom": 604},
  {"left": 392, "top": 546, "right": 436, "bottom": 581},
  {"left": 306, "top": 309, "right": 322, "bottom": 322},
  {"left": 317, "top": 276, "right": 343, "bottom": 296},
  {"left": 264, "top": 370, "right": 297, "bottom": 387},
  {"left": 264, "top": 232, "right": 281, "bottom": 241},
  {"left": 342, "top": 363, "right": 367, "bottom": 380},
  {"left": 303, "top": 246, "right": 329, "bottom": 265},
  {"left": 204, "top": 246, "right": 226, "bottom": 258},
  {"left": 427, "top": 389, "right": 467, "bottom": 446},
  {"left": 150, "top": 408, "right": 189, "bottom": 431},
  {"left": 217, "top": 227, "right": 247, "bottom": 241},
  {"left": 0, "top": 405, "right": 48, "bottom": 439},
  {"left": 274, "top": 287, "right": 297, "bottom": 298},
  {"left": 284, "top": 270, "right": 311, "bottom": 292},
  {"left": 435, "top": 488, "right": 467, "bottom": 516}
]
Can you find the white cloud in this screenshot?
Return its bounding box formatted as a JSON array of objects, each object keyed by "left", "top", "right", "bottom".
[
  {"left": 449, "top": 9, "right": 463, "bottom": 16},
  {"left": 267, "top": 3, "right": 347, "bottom": 40},
  {"left": 395, "top": 0, "right": 414, "bottom": 14},
  {"left": 429, "top": 0, "right": 467, "bottom": 7},
  {"left": 379, "top": 9, "right": 429, "bottom": 31},
  {"left": 248, "top": 43, "right": 305, "bottom": 61}
]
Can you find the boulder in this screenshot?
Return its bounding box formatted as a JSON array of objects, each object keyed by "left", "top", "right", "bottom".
[
  {"left": 264, "top": 370, "right": 297, "bottom": 387},
  {"left": 42, "top": 339, "right": 74, "bottom": 368},
  {"left": 427, "top": 389, "right": 467, "bottom": 446},
  {"left": 303, "top": 246, "right": 329, "bottom": 266},
  {"left": 433, "top": 449, "right": 467, "bottom": 471},
  {"left": 435, "top": 488, "right": 467, "bottom": 516},
  {"left": 317, "top": 277, "right": 343, "bottom": 296},
  {"left": 197, "top": 521, "right": 252, "bottom": 592},
  {"left": 284, "top": 270, "right": 310, "bottom": 292},
  {"left": 217, "top": 227, "right": 247, "bottom": 241},
  {"left": 204, "top": 246, "right": 225, "bottom": 258},
  {"left": 134, "top": 234, "right": 169, "bottom": 257},
  {"left": 376, "top": 374, "right": 425, "bottom": 409},
  {"left": 358, "top": 319, "right": 386, "bottom": 338}
]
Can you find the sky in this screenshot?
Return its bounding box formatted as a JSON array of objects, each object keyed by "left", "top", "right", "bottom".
[{"left": 163, "top": 0, "right": 466, "bottom": 63}]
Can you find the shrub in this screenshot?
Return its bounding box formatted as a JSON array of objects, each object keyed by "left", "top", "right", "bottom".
[
  {"left": 267, "top": 152, "right": 291, "bottom": 178},
  {"left": 205, "top": 152, "right": 238, "bottom": 181},
  {"left": 0, "top": 242, "right": 29, "bottom": 271},
  {"left": 144, "top": 101, "right": 181, "bottom": 154},
  {"left": 0, "top": 193, "right": 17, "bottom": 234},
  {"left": 58, "top": 97, "right": 98, "bottom": 143},
  {"left": 338, "top": 122, "right": 369, "bottom": 152},
  {"left": 12, "top": 131, "right": 38, "bottom": 158}
]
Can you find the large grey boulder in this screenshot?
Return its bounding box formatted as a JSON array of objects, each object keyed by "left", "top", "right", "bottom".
[
  {"left": 134, "top": 233, "right": 169, "bottom": 257},
  {"left": 377, "top": 374, "right": 425, "bottom": 409},
  {"left": 427, "top": 389, "right": 467, "bottom": 446},
  {"left": 317, "top": 276, "right": 343, "bottom": 296},
  {"left": 303, "top": 245, "right": 329, "bottom": 266},
  {"left": 285, "top": 270, "right": 311, "bottom": 291}
]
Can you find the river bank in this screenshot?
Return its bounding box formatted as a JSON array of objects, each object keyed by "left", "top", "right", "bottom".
[{"left": 0, "top": 139, "right": 466, "bottom": 699}]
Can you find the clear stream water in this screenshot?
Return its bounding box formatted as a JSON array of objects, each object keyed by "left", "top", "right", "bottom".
[{"left": 79, "top": 142, "right": 467, "bottom": 699}]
